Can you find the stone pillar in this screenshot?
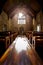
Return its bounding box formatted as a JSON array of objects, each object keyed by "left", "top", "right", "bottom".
[{"left": 33, "top": 17, "right": 37, "bottom": 31}]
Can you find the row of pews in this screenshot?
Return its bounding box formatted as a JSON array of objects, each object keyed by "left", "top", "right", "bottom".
[
  {"left": 0, "top": 31, "right": 18, "bottom": 58},
  {"left": 32, "top": 31, "right": 43, "bottom": 60},
  {"left": 26, "top": 31, "right": 43, "bottom": 60},
  {"left": 0, "top": 31, "right": 43, "bottom": 60}
]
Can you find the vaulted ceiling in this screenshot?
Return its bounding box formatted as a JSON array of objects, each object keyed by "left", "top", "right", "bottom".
[{"left": 0, "top": 0, "right": 43, "bottom": 18}]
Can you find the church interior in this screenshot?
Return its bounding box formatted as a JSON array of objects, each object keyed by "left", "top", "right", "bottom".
[{"left": 0, "top": 0, "right": 43, "bottom": 65}]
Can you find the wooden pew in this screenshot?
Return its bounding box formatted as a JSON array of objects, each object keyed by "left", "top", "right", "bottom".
[
  {"left": 32, "top": 31, "right": 43, "bottom": 60},
  {"left": 35, "top": 36, "right": 43, "bottom": 60},
  {"left": 0, "top": 32, "right": 11, "bottom": 58}
]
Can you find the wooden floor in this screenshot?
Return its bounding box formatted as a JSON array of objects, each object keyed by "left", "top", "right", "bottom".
[{"left": 0, "top": 39, "right": 43, "bottom": 65}]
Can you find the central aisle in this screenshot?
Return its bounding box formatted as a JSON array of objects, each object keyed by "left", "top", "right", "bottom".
[{"left": 0, "top": 35, "right": 42, "bottom": 65}]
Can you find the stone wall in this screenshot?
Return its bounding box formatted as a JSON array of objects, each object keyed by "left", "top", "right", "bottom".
[
  {"left": 36, "top": 11, "right": 43, "bottom": 31},
  {"left": 0, "top": 11, "right": 33, "bottom": 32},
  {"left": 0, "top": 11, "right": 13, "bottom": 32},
  {"left": 0, "top": 10, "right": 43, "bottom": 32},
  {"left": 12, "top": 13, "right": 33, "bottom": 32},
  {"left": 33, "top": 11, "right": 43, "bottom": 32}
]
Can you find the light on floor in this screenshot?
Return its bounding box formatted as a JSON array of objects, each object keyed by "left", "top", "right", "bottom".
[{"left": 13, "top": 36, "right": 31, "bottom": 53}]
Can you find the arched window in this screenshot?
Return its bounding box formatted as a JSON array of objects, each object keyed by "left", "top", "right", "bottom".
[
  {"left": 37, "top": 24, "right": 41, "bottom": 32},
  {"left": 18, "top": 12, "right": 26, "bottom": 24}
]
